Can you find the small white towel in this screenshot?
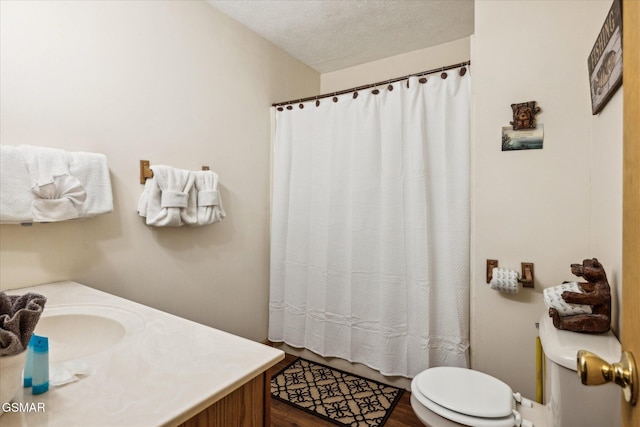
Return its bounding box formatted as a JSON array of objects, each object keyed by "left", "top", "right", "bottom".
[
  {"left": 68, "top": 151, "right": 113, "bottom": 217},
  {"left": 543, "top": 282, "right": 593, "bottom": 317},
  {"left": 21, "top": 145, "right": 87, "bottom": 222},
  {"left": 139, "top": 165, "right": 197, "bottom": 227},
  {"left": 489, "top": 267, "right": 520, "bottom": 294},
  {"left": 193, "top": 170, "right": 226, "bottom": 226}
]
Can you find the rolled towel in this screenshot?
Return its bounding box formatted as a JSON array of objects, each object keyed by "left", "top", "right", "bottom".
[
  {"left": 194, "top": 170, "right": 226, "bottom": 226},
  {"left": 543, "top": 282, "right": 593, "bottom": 316},
  {"left": 489, "top": 267, "right": 520, "bottom": 294},
  {"left": 31, "top": 174, "right": 87, "bottom": 222},
  {"left": 0, "top": 292, "right": 47, "bottom": 357},
  {"left": 142, "top": 165, "right": 197, "bottom": 227}
]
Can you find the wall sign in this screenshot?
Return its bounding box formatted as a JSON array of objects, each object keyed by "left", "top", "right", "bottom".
[{"left": 588, "top": 0, "right": 622, "bottom": 115}]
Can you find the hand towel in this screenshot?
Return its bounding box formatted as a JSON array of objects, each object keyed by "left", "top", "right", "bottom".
[
  {"left": 137, "top": 177, "right": 153, "bottom": 219},
  {"left": 543, "top": 282, "right": 593, "bottom": 317},
  {"left": 21, "top": 145, "right": 87, "bottom": 222},
  {"left": 194, "top": 170, "right": 226, "bottom": 225},
  {"left": 0, "top": 292, "right": 47, "bottom": 357},
  {"left": 68, "top": 151, "right": 113, "bottom": 217},
  {"left": 141, "top": 165, "right": 197, "bottom": 227},
  {"left": 0, "top": 145, "right": 33, "bottom": 223}
]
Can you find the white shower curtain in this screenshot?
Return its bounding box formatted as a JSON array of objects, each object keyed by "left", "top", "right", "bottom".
[{"left": 269, "top": 69, "right": 470, "bottom": 378}]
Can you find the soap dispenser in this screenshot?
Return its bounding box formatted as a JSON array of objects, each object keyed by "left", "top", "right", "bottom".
[
  {"left": 23, "top": 335, "right": 35, "bottom": 387},
  {"left": 30, "top": 335, "right": 49, "bottom": 395}
]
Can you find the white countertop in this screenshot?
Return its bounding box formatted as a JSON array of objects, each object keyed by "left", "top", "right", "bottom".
[{"left": 2, "top": 281, "right": 284, "bottom": 426}]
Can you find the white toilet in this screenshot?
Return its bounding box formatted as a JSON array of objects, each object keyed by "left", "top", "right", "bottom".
[{"left": 410, "top": 313, "right": 622, "bottom": 427}]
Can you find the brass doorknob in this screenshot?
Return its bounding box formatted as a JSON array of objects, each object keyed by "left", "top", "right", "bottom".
[{"left": 577, "top": 349, "right": 638, "bottom": 406}]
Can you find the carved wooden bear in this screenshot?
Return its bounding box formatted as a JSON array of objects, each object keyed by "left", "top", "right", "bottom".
[
  {"left": 510, "top": 101, "right": 541, "bottom": 130},
  {"left": 548, "top": 258, "right": 611, "bottom": 334}
]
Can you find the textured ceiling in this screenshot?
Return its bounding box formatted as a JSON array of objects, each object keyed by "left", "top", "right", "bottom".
[{"left": 207, "top": 0, "right": 474, "bottom": 73}]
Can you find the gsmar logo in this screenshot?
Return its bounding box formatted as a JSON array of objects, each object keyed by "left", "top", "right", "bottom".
[{"left": 1, "top": 402, "right": 46, "bottom": 413}]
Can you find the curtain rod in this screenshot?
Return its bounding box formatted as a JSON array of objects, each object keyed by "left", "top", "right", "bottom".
[{"left": 272, "top": 60, "right": 470, "bottom": 108}]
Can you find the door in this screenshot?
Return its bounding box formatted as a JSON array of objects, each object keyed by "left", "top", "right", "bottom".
[{"left": 622, "top": 1, "right": 639, "bottom": 426}]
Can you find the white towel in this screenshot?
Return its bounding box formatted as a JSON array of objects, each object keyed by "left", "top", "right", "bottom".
[
  {"left": 543, "top": 282, "right": 593, "bottom": 317},
  {"left": 0, "top": 145, "right": 113, "bottom": 224},
  {"left": 68, "top": 151, "right": 113, "bottom": 217},
  {"left": 193, "top": 170, "right": 226, "bottom": 226},
  {"left": 140, "top": 165, "right": 197, "bottom": 227},
  {"left": 0, "top": 145, "right": 33, "bottom": 223},
  {"left": 21, "top": 145, "right": 87, "bottom": 222}
]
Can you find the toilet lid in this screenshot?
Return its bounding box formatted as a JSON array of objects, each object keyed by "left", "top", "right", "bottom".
[
  {"left": 411, "top": 374, "right": 516, "bottom": 427},
  {"left": 416, "top": 367, "right": 514, "bottom": 418}
]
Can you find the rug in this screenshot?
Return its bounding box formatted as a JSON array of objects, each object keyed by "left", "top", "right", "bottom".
[{"left": 271, "top": 357, "right": 404, "bottom": 427}]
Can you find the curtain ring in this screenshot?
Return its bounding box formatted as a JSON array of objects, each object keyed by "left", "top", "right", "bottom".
[
  {"left": 315, "top": 96, "right": 320, "bottom": 107},
  {"left": 333, "top": 92, "right": 338, "bottom": 103},
  {"left": 298, "top": 99, "right": 304, "bottom": 109},
  {"left": 387, "top": 79, "right": 393, "bottom": 91}
]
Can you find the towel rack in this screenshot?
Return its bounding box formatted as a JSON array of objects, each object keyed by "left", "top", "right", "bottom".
[{"left": 139, "top": 160, "right": 210, "bottom": 184}]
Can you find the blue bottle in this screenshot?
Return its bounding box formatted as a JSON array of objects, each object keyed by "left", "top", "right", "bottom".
[
  {"left": 30, "top": 335, "right": 49, "bottom": 395},
  {"left": 23, "top": 336, "right": 35, "bottom": 387}
]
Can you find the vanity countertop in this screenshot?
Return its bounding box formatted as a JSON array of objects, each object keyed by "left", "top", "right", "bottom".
[{"left": 2, "top": 281, "right": 284, "bottom": 426}]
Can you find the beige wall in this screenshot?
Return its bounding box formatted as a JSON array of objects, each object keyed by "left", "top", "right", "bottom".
[
  {"left": 472, "top": 0, "right": 622, "bottom": 399},
  {"left": 0, "top": 0, "right": 319, "bottom": 342},
  {"left": 321, "top": 37, "right": 471, "bottom": 93}
]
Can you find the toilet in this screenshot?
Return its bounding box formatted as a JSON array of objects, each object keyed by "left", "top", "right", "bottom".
[{"left": 410, "top": 312, "right": 622, "bottom": 427}]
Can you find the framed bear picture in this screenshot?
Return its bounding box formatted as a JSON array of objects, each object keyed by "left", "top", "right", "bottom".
[{"left": 588, "top": 0, "right": 622, "bottom": 115}]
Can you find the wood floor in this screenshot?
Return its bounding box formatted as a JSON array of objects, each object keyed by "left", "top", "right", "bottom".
[{"left": 268, "top": 353, "right": 424, "bottom": 427}]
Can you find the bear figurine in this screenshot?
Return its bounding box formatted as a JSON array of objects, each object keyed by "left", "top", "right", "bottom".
[
  {"left": 510, "top": 101, "right": 541, "bottom": 130},
  {"left": 548, "top": 258, "right": 611, "bottom": 334}
]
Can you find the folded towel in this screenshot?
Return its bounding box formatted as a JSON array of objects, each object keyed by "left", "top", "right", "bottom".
[
  {"left": 140, "top": 165, "right": 197, "bottom": 227},
  {"left": 21, "top": 145, "right": 70, "bottom": 188},
  {"left": 0, "top": 145, "right": 33, "bottom": 223},
  {"left": 21, "top": 145, "right": 87, "bottom": 222},
  {"left": 543, "top": 282, "right": 593, "bottom": 317},
  {"left": 0, "top": 292, "right": 47, "bottom": 357},
  {"left": 194, "top": 170, "right": 226, "bottom": 226},
  {"left": 0, "top": 145, "right": 113, "bottom": 224},
  {"left": 68, "top": 151, "right": 113, "bottom": 217}
]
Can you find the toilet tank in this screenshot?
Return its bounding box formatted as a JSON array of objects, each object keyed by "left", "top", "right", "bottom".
[{"left": 538, "top": 314, "right": 621, "bottom": 427}]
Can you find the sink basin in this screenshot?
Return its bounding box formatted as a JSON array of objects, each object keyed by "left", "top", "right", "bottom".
[{"left": 34, "top": 305, "right": 145, "bottom": 362}]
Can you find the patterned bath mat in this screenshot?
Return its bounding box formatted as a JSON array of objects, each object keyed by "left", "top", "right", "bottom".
[{"left": 271, "top": 357, "right": 404, "bottom": 427}]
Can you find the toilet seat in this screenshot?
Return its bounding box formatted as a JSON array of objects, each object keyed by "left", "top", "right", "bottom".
[{"left": 411, "top": 367, "right": 517, "bottom": 427}]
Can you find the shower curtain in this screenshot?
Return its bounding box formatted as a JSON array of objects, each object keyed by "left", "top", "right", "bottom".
[{"left": 269, "top": 69, "right": 470, "bottom": 378}]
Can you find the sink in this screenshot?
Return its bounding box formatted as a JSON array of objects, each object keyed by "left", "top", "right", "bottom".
[{"left": 34, "top": 305, "right": 145, "bottom": 362}]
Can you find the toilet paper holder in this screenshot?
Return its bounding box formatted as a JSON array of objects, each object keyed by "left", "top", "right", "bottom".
[{"left": 486, "top": 259, "right": 534, "bottom": 288}]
